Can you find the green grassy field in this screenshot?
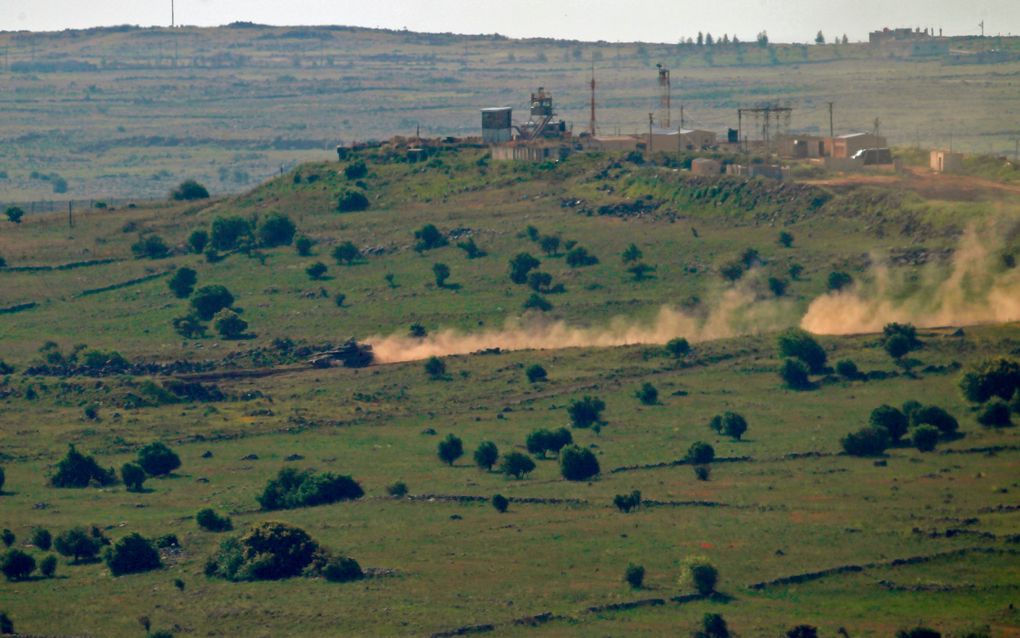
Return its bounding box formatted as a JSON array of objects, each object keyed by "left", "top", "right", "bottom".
[
  {"left": 0, "top": 148, "right": 1019, "bottom": 637},
  {"left": 1, "top": 24, "right": 1019, "bottom": 202}
]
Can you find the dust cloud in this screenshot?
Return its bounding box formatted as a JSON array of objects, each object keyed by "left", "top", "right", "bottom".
[
  {"left": 801, "top": 224, "right": 1020, "bottom": 335},
  {"left": 367, "top": 224, "right": 1020, "bottom": 363}
]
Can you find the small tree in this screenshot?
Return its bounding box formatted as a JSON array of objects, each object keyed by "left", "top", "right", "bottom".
[
  {"left": 344, "top": 159, "right": 368, "bottom": 179},
  {"left": 1, "top": 550, "right": 35, "bottom": 581},
  {"left": 30, "top": 528, "right": 51, "bottom": 551},
  {"left": 409, "top": 323, "right": 428, "bottom": 338},
  {"left": 699, "top": 613, "right": 730, "bottom": 638},
  {"left": 665, "top": 338, "right": 691, "bottom": 358},
  {"left": 526, "top": 364, "right": 547, "bottom": 383},
  {"left": 51, "top": 445, "right": 116, "bottom": 488},
  {"left": 172, "top": 180, "right": 210, "bottom": 201},
  {"left": 473, "top": 441, "right": 499, "bottom": 471},
  {"left": 614, "top": 490, "right": 642, "bottom": 513},
  {"left": 719, "top": 262, "right": 743, "bottom": 282},
  {"left": 787, "top": 625, "right": 819, "bottom": 638},
  {"left": 257, "top": 213, "right": 296, "bottom": 247},
  {"left": 508, "top": 252, "right": 541, "bottom": 284},
  {"left": 121, "top": 462, "right": 146, "bottom": 492},
  {"left": 437, "top": 434, "right": 464, "bottom": 466},
  {"left": 910, "top": 405, "right": 959, "bottom": 437},
  {"left": 1, "top": 530, "right": 13, "bottom": 548},
  {"left": 432, "top": 262, "right": 451, "bottom": 287},
  {"left": 686, "top": 441, "right": 715, "bottom": 465},
  {"left": 424, "top": 356, "right": 446, "bottom": 379},
  {"left": 768, "top": 277, "right": 787, "bottom": 297},
  {"left": 414, "top": 224, "right": 448, "bottom": 251},
  {"left": 869, "top": 405, "right": 909, "bottom": 442},
  {"left": 815, "top": 30, "right": 825, "bottom": 44},
  {"left": 621, "top": 243, "right": 643, "bottom": 264},
  {"left": 568, "top": 396, "right": 605, "bottom": 428},
  {"left": 39, "top": 555, "right": 57, "bottom": 578},
  {"left": 884, "top": 333, "right": 914, "bottom": 361},
  {"left": 168, "top": 267, "right": 197, "bottom": 298},
  {"left": 54, "top": 527, "right": 101, "bottom": 563},
  {"left": 500, "top": 452, "right": 536, "bottom": 479},
  {"left": 132, "top": 235, "right": 171, "bottom": 259},
  {"left": 559, "top": 445, "right": 600, "bottom": 481},
  {"left": 977, "top": 399, "right": 1012, "bottom": 427},
  {"left": 5, "top": 207, "right": 25, "bottom": 224},
  {"left": 295, "top": 235, "right": 313, "bottom": 256},
  {"left": 777, "top": 329, "right": 827, "bottom": 373},
  {"left": 387, "top": 481, "right": 408, "bottom": 497},
  {"left": 332, "top": 241, "right": 362, "bottom": 265},
  {"left": 106, "top": 533, "right": 162, "bottom": 576},
  {"left": 172, "top": 314, "right": 206, "bottom": 339},
  {"left": 539, "top": 235, "right": 561, "bottom": 256},
  {"left": 195, "top": 508, "right": 233, "bottom": 532},
  {"left": 491, "top": 494, "right": 509, "bottom": 513},
  {"left": 625, "top": 563, "right": 645, "bottom": 588},
  {"left": 188, "top": 230, "right": 209, "bottom": 254},
  {"left": 836, "top": 359, "right": 859, "bottom": 378},
  {"left": 137, "top": 442, "right": 181, "bottom": 476},
  {"left": 841, "top": 427, "right": 890, "bottom": 456},
  {"left": 338, "top": 189, "right": 369, "bottom": 212},
  {"left": 682, "top": 556, "right": 718, "bottom": 595},
  {"left": 527, "top": 271, "right": 553, "bottom": 293},
  {"left": 523, "top": 293, "right": 552, "bottom": 312},
  {"left": 709, "top": 412, "right": 748, "bottom": 440},
  {"left": 778, "top": 231, "right": 793, "bottom": 247},
  {"left": 635, "top": 383, "right": 658, "bottom": 405},
  {"left": 827, "top": 271, "right": 853, "bottom": 291},
  {"left": 214, "top": 310, "right": 248, "bottom": 339},
  {"left": 780, "top": 358, "right": 811, "bottom": 390},
  {"left": 912, "top": 425, "right": 939, "bottom": 452},
  {"left": 565, "top": 246, "right": 598, "bottom": 267},
  {"left": 190, "top": 285, "right": 234, "bottom": 320},
  {"left": 306, "top": 262, "right": 328, "bottom": 280},
  {"left": 210, "top": 216, "right": 253, "bottom": 250}
]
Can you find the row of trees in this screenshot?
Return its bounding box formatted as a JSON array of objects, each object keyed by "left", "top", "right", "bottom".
[{"left": 437, "top": 433, "right": 601, "bottom": 481}]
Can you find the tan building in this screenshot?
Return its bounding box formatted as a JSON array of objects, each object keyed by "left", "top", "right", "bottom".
[
  {"left": 589, "top": 135, "right": 640, "bottom": 152},
  {"left": 832, "top": 132, "right": 887, "bottom": 158},
  {"left": 690, "top": 158, "right": 722, "bottom": 175},
  {"left": 930, "top": 150, "right": 963, "bottom": 173},
  {"left": 678, "top": 129, "right": 717, "bottom": 150},
  {"left": 777, "top": 134, "right": 827, "bottom": 158}
]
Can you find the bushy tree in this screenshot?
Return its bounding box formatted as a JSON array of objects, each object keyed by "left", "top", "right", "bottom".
[
  {"left": 777, "top": 231, "right": 793, "bottom": 247},
  {"left": 526, "top": 364, "right": 547, "bottom": 383},
  {"left": 635, "top": 383, "right": 658, "bottom": 405},
  {"left": 527, "top": 270, "right": 553, "bottom": 292},
  {"left": 500, "top": 452, "right": 536, "bottom": 479},
  {"left": 121, "top": 462, "right": 146, "bottom": 492},
  {"left": 836, "top": 359, "right": 859, "bottom": 378},
  {"left": 884, "top": 333, "right": 914, "bottom": 361},
  {"left": 210, "top": 215, "right": 253, "bottom": 250},
  {"left": 4, "top": 206, "right": 24, "bottom": 224},
  {"left": 0, "top": 611, "right": 12, "bottom": 634},
  {"left": 437, "top": 434, "right": 464, "bottom": 466},
  {"left": 432, "top": 262, "right": 451, "bottom": 287},
  {"left": 338, "top": 189, "right": 369, "bottom": 212},
  {"left": 131, "top": 235, "right": 171, "bottom": 259},
  {"left": 841, "top": 427, "right": 890, "bottom": 456},
  {"left": 508, "top": 252, "right": 541, "bottom": 284},
  {"left": 386, "top": 481, "right": 408, "bottom": 497},
  {"left": 614, "top": 490, "right": 642, "bottom": 513},
  {"left": 473, "top": 441, "right": 499, "bottom": 471},
  {"left": 196, "top": 508, "right": 233, "bottom": 532},
  {"left": 910, "top": 405, "right": 959, "bottom": 437},
  {"left": 523, "top": 293, "right": 552, "bottom": 312},
  {"left": 1, "top": 530, "right": 12, "bottom": 548},
  {"left": 205, "top": 521, "right": 321, "bottom": 581},
  {"left": 424, "top": 356, "right": 446, "bottom": 379},
  {"left": 682, "top": 556, "right": 718, "bottom": 595},
  {"left": 54, "top": 527, "right": 102, "bottom": 563},
  {"left": 565, "top": 246, "right": 598, "bottom": 267},
  {"left": 869, "top": 405, "right": 909, "bottom": 442},
  {"left": 1, "top": 550, "right": 35, "bottom": 581},
  {"left": 257, "top": 212, "right": 296, "bottom": 247},
  {"left": 413, "top": 224, "right": 447, "bottom": 251},
  {"left": 709, "top": 412, "right": 748, "bottom": 440},
  {"left": 625, "top": 563, "right": 645, "bottom": 588},
  {"left": 977, "top": 399, "right": 1011, "bottom": 427},
  {"left": 215, "top": 309, "right": 249, "bottom": 339},
  {"left": 172, "top": 314, "right": 206, "bottom": 338},
  {"left": 343, "top": 159, "right": 368, "bottom": 179},
  {"left": 51, "top": 445, "right": 116, "bottom": 488},
  {"left": 665, "top": 338, "right": 691, "bottom": 358},
  {"left": 190, "top": 285, "right": 234, "bottom": 320},
  {"left": 559, "top": 445, "right": 600, "bottom": 481},
  {"left": 539, "top": 235, "right": 561, "bottom": 256},
  {"left": 168, "top": 267, "right": 197, "bottom": 299},
  {"left": 306, "top": 262, "right": 328, "bottom": 280},
  {"left": 912, "top": 425, "right": 940, "bottom": 452},
  {"left": 959, "top": 358, "right": 1020, "bottom": 403},
  {"left": 257, "top": 468, "right": 364, "bottom": 510},
  {"left": 172, "top": 179, "right": 210, "bottom": 201},
  {"left": 39, "top": 555, "right": 57, "bottom": 578},
  {"left": 526, "top": 428, "right": 572, "bottom": 458},
  {"left": 323, "top": 556, "right": 363, "bottom": 582},
  {"left": 295, "top": 235, "right": 313, "bottom": 256},
  {"left": 827, "top": 271, "right": 853, "bottom": 291},
  {"left": 568, "top": 396, "right": 605, "bottom": 428},
  {"left": 787, "top": 625, "right": 818, "bottom": 638},
  {"left": 332, "top": 241, "right": 362, "bottom": 265},
  {"left": 777, "top": 329, "right": 827, "bottom": 373},
  {"left": 30, "top": 528, "right": 51, "bottom": 551},
  {"left": 621, "top": 243, "right": 643, "bottom": 264},
  {"left": 491, "top": 494, "right": 509, "bottom": 513},
  {"left": 686, "top": 441, "right": 715, "bottom": 465},
  {"left": 137, "top": 442, "right": 181, "bottom": 476},
  {"left": 698, "top": 613, "right": 729, "bottom": 638},
  {"left": 106, "top": 533, "right": 161, "bottom": 576},
  {"left": 188, "top": 230, "right": 209, "bottom": 253}
]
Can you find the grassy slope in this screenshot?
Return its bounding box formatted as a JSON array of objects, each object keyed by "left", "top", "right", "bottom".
[{"left": 0, "top": 151, "right": 1018, "bottom": 637}]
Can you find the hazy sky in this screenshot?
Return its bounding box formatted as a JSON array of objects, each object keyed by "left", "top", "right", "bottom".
[{"left": 2, "top": 0, "right": 1017, "bottom": 42}]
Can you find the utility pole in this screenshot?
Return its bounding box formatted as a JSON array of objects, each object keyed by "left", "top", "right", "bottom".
[
  {"left": 67, "top": 201, "right": 73, "bottom": 229},
  {"left": 979, "top": 20, "right": 984, "bottom": 37},
  {"left": 171, "top": 0, "right": 175, "bottom": 28},
  {"left": 648, "top": 113, "right": 654, "bottom": 154},
  {"left": 827, "top": 101, "right": 834, "bottom": 139},
  {"left": 679, "top": 104, "right": 685, "bottom": 130},
  {"left": 588, "top": 61, "right": 597, "bottom": 136}
]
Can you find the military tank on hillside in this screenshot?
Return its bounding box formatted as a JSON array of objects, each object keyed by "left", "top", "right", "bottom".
[{"left": 308, "top": 339, "right": 374, "bottom": 368}]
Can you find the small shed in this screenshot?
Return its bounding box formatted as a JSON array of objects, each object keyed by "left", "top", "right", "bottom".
[
  {"left": 930, "top": 150, "right": 963, "bottom": 173},
  {"left": 690, "top": 158, "right": 722, "bottom": 176}
]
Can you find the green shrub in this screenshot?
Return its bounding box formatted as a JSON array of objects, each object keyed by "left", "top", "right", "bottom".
[
  {"left": 869, "top": 405, "right": 909, "bottom": 442},
  {"left": 51, "top": 445, "right": 116, "bottom": 488},
  {"left": 137, "top": 442, "right": 181, "bottom": 476},
  {"left": 841, "top": 427, "right": 890, "bottom": 456},
  {"left": 172, "top": 314, "right": 206, "bottom": 339},
  {"left": 206, "top": 521, "right": 322, "bottom": 581},
  {"left": 977, "top": 399, "right": 1012, "bottom": 427},
  {"left": 525, "top": 364, "right": 547, "bottom": 383},
  {"left": 295, "top": 235, "right": 313, "bottom": 256},
  {"left": 106, "top": 533, "right": 161, "bottom": 576},
  {"left": 210, "top": 215, "right": 253, "bottom": 250},
  {"left": 559, "top": 445, "right": 600, "bottom": 481},
  {"left": 473, "top": 441, "right": 499, "bottom": 471},
  {"left": 30, "top": 528, "right": 51, "bottom": 551},
  {"left": 625, "top": 563, "right": 645, "bottom": 588},
  {"left": 323, "top": 556, "right": 363, "bottom": 582},
  {"left": 257, "top": 468, "right": 364, "bottom": 510},
  {"left": 0, "top": 530, "right": 11, "bottom": 548},
  {"left": 884, "top": 333, "right": 914, "bottom": 360},
  {"left": 719, "top": 261, "right": 743, "bottom": 282},
  {"left": 681, "top": 556, "right": 718, "bottom": 595},
  {"left": 437, "top": 434, "right": 463, "bottom": 466},
  {"left": 499, "top": 452, "right": 536, "bottom": 479},
  {"left": 332, "top": 241, "right": 362, "bottom": 264},
  {"left": 387, "top": 481, "right": 408, "bottom": 497},
  {"left": 912, "top": 425, "right": 940, "bottom": 452},
  {"left": 508, "top": 252, "right": 541, "bottom": 284},
  {"left": 39, "top": 554, "right": 57, "bottom": 578},
  {"left": 780, "top": 357, "right": 812, "bottom": 389},
  {"left": 54, "top": 527, "right": 102, "bottom": 562},
  {"left": 306, "top": 262, "right": 328, "bottom": 280},
  {"left": 0, "top": 611, "right": 12, "bottom": 634},
  {"left": 910, "top": 405, "right": 959, "bottom": 437},
  {"left": 665, "top": 337, "right": 691, "bottom": 358},
  {"left": 777, "top": 329, "right": 827, "bottom": 373},
  {"left": 432, "top": 262, "right": 451, "bottom": 287},
  {"left": 414, "top": 224, "right": 448, "bottom": 251},
  {"left": 635, "top": 382, "right": 658, "bottom": 405},
  {"left": 565, "top": 246, "right": 598, "bottom": 267},
  {"left": 698, "top": 613, "right": 730, "bottom": 638},
  {"left": 959, "top": 358, "right": 1020, "bottom": 403},
  {"left": 196, "top": 508, "right": 233, "bottom": 532},
  {"left": 786, "top": 625, "right": 818, "bottom": 638},
  {"left": 492, "top": 494, "right": 509, "bottom": 513},
  {"left": 568, "top": 396, "right": 605, "bottom": 428},
  {"left": 344, "top": 159, "right": 368, "bottom": 179},
  {"left": 190, "top": 285, "right": 234, "bottom": 320},
  {"left": 1, "top": 550, "right": 35, "bottom": 581},
  {"left": 425, "top": 356, "right": 447, "bottom": 379},
  {"left": 709, "top": 412, "right": 748, "bottom": 440},
  {"left": 172, "top": 180, "right": 210, "bottom": 201},
  {"left": 257, "top": 213, "right": 296, "bottom": 247},
  {"left": 188, "top": 230, "right": 209, "bottom": 253},
  {"left": 168, "top": 267, "right": 197, "bottom": 298},
  {"left": 456, "top": 237, "right": 485, "bottom": 258},
  {"left": 835, "top": 359, "right": 859, "bottom": 378},
  {"left": 778, "top": 231, "right": 794, "bottom": 247},
  {"left": 522, "top": 293, "right": 552, "bottom": 311},
  {"left": 4, "top": 207, "right": 24, "bottom": 224},
  {"left": 614, "top": 490, "right": 642, "bottom": 513},
  {"left": 214, "top": 310, "right": 248, "bottom": 339},
  {"left": 338, "top": 189, "right": 369, "bottom": 212},
  {"left": 686, "top": 441, "right": 715, "bottom": 465},
  {"left": 121, "top": 462, "right": 146, "bottom": 492},
  {"left": 131, "top": 235, "right": 171, "bottom": 259},
  {"left": 527, "top": 270, "right": 553, "bottom": 292},
  {"left": 827, "top": 270, "right": 853, "bottom": 291}
]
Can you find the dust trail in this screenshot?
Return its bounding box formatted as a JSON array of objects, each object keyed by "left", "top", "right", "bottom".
[
  {"left": 801, "top": 223, "right": 1020, "bottom": 335},
  {"left": 368, "top": 277, "right": 795, "bottom": 364}
]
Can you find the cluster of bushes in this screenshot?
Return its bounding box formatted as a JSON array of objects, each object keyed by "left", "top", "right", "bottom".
[
  {"left": 257, "top": 468, "right": 364, "bottom": 511},
  {"left": 438, "top": 431, "right": 598, "bottom": 481},
  {"left": 776, "top": 329, "right": 827, "bottom": 390},
  {"left": 205, "top": 521, "right": 362, "bottom": 583},
  {"left": 172, "top": 283, "right": 249, "bottom": 340},
  {"left": 3, "top": 524, "right": 163, "bottom": 581},
  {"left": 525, "top": 428, "right": 573, "bottom": 458},
  {"left": 709, "top": 412, "right": 748, "bottom": 440},
  {"left": 842, "top": 402, "right": 959, "bottom": 456},
  {"left": 960, "top": 357, "right": 1019, "bottom": 428}
]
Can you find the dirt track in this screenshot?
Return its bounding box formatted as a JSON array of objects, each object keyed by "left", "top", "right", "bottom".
[{"left": 803, "top": 167, "right": 1020, "bottom": 200}]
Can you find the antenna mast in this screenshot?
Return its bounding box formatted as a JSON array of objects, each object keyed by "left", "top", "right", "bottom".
[
  {"left": 171, "top": 0, "right": 175, "bottom": 27},
  {"left": 657, "top": 65, "right": 671, "bottom": 128},
  {"left": 589, "top": 61, "right": 597, "bottom": 136}
]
